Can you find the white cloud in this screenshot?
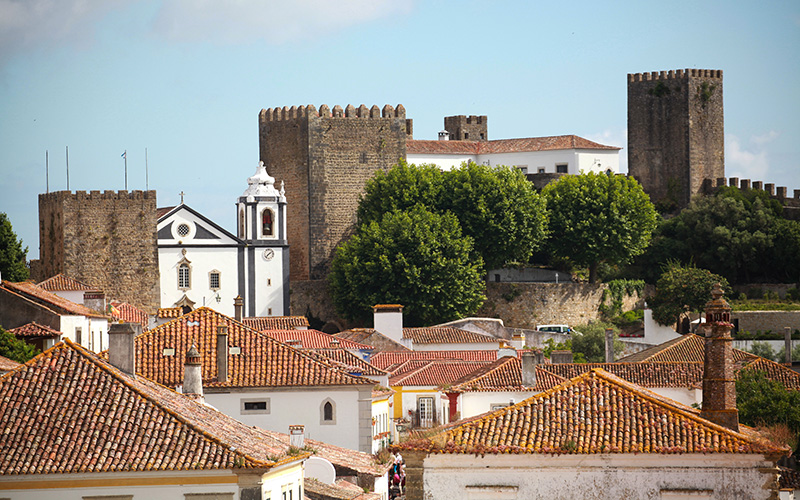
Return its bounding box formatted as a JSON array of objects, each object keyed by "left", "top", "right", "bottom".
[
  {"left": 751, "top": 130, "right": 779, "bottom": 146},
  {"left": 151, "top": 0, "right": 414, "bottom": 44},
  {"left": 726, "top": 133, "right": 770, "bottom": 180}
]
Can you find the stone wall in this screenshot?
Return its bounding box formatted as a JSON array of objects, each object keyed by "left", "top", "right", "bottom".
[
  {"left": 444, "top": 115, "right": 488, "bottom": 141},
  {"left": 32, "top": 190, "right": 160, "bottom": 313},
  {"left": 628, "top": 69, "right": 724, "bottom": 208},
  {"left": 259, "top": 104, "right": 408, "bottom": 281},
  {"left": 732, "top": 311, "right": 800, "bottom": 333}
]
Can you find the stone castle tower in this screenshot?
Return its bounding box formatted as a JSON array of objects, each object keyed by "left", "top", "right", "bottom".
[
  {"left": 443, "top": 115, "right": 488, "bottom": 141},
  {"left": 32, "top": 190, "right": 160, "bottom": 312},
  {"left": 258, "top": 104, "right": 411, "bottom": 281},
  {"left": 627, "top": 69, "right": 724, "bottom": 208}
]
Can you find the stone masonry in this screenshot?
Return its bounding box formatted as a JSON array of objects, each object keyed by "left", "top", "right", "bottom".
[
  {"left": 444, "top": 114, "right": 488, "bottom": 141},
  {"left": 31, "top": 190, "right": 160, "bottom": 313},
  {"left": 628, "top": 69, "right": 724, "bottom": 208},
  {"left": 258, "top": 104, "right": 411, "bottom": 280}
]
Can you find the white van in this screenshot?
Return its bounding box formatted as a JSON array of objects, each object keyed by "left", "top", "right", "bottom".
[{"left": 537, "top": 324, "right": 572, "bottom": 334}]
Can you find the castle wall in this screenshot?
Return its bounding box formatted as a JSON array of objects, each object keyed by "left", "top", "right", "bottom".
[
  {"left": 444, "top": 115, "right": 488, "bottom": 141},
  {"left": 35, "top": 190, "right": 160, "bottom": 313},
  {"left": 628, "top": 69, "right": 724, "bottom": 208},
  {"left": 259, "top": 104, "right": 408, "bottom": 280}
]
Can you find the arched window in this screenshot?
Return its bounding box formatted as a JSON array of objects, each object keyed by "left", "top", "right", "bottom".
[
  {"left": 262, "top": 209, "right": 274, "bottom": 237},
  {"left": 178, "top": 263, "right": 191, "bottom": 289},
  {"left": 324, "top": 402, "right": 333, "bottom": 420},
  {"left": 320, "top": 398, "right": 336, "bottom": 424}
]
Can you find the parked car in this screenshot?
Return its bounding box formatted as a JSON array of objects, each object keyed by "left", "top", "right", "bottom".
[{"left": 537, "top": 324, "right": 572, "bottom": 334}]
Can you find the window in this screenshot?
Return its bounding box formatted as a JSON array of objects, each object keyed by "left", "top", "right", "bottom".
[
  {"left": 537, "top": 167, "right": 545, "bottom": 174},
  {"left": 75, "top": 327, "right": 82, "bottom": 345},
  {"left": 262, "top": 209, "right": 274, "bottom": 236},
  {"left": 241, "top": 398, "right": 271, "bottom": 415},
  {"left": 209, "top": 270, "right": 220, "bottom": 290},
  {"left": 177, "top": 223, "right": 190, "bottom": 237},
  {"left": 178, "top": 263, "right": 191, "bottom": 289},
  {"left": 320, "top": 398, "right": 336, "bottom": 424},
  {"left": 556, "top": 164, "right": 568, "bottom": 173},
  {"left": 516, "top": 166, "right": 528, "bottom": 174}
]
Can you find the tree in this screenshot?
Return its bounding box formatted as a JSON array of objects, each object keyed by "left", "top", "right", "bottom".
[
  {"left": 747, "top": 341, "right": 778, "bottom": 362},
  {"left": 776, "top": 343, "right": 800, "bottom": 364},
  {"left": 329, "top": 206, "right": 485, "bottom": 326},
  {"left": 0, "top": 326, "right": 39, "bottom": 363},
  {"left": 357, "top": 161, "right": 548, "bottom": 270},
  {"left": 571, "top": 322, "right": 624, "bottom": 363},
  {"left": 648, "top": 262, "right": 731, "bottom": 327},
  {"left": 542, "top": 172, "right": 657, "bottom": 283},
  {"left": 736, "top": 370, "right": 800, "bottom": 451},
  {"left": 0, "top": 213, "right": 29, "bottom": 282}
]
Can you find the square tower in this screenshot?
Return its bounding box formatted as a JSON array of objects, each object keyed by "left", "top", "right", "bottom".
[
  {"left": 627, "top": 69, "right": 724, "bottom": 209},
  {"left": 444, "top": 115, "right": 488, "bottom": 141}
]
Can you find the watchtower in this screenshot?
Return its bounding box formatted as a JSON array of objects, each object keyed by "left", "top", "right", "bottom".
[
  {"left": 627, "top": 69, "right": 724, "bottom": 208},
  {"left": 258, "top": 104, "right": 411, "bottom": 281},
  {"left": 444, "top": 115, "right": 488, "bottom": 141}
]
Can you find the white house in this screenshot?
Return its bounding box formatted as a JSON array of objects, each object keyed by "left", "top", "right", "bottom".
[{"left": 157, "top": 161, "right": 289, "bottom": 318}]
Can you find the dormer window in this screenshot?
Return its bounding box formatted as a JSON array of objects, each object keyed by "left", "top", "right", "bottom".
[{"left": 262, "top": 208, "right": 274, "bottom": 237}]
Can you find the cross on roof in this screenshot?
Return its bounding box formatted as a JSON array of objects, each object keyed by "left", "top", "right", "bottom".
[{"left": 179, "top": 191, "right": 185, "bottom": 204}]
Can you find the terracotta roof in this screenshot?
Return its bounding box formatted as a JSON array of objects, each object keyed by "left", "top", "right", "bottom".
[
  {"left": 133, "top": 307, "right": 373, "bottom": 389},
  {"left": 1, "top": 281, "right": 107, "bottom": 319},
  {"left": 370, "top": 350, "right": 498, "bottom": 371},
  {"left": 403, "top": 326, "right": 499, "bottom": 345},
  {"left": 335, "top": 328, "right": 410, "bottom": 352},
  {"left": 389, "top": 360, "right": 491, "bottom": 387},
  {"left": 0, "top": 355, "right": 20, "bottom": 372},
  {"left": 395, "top": 369, "right": 784, "bottom": 456},
  {"left": 109, "top": 301, "right": 149, "bottom": 330},
  {"left": 261, "top": 329, "right": 373, "bottom": 350},
  {"left": 306, "top": 348, "right": 387, "bottom": 377},
  {"left": 542, "top": 362, "right": 705, "bottom": 388},
  {"left": 37, "top": 274, "right": 98, "bottom": 292},
  {"left": 446, "top": 356, "right": 567, "bottom": 392},
  {"left": 305, "top": 478, "right": 381, "bottom": 500},
  {"left": 9, "top": 321, "right": 62, "bottom": 338},
  {"left": 0, "top": 339, "right": 303, "bottom": 475},
  {"left": 243, "top": 316, "right": 310, "bottom": 331},
  {"left": 406, "top": 135, "right": 621, "bottom": 155},
  {"left": 779, "top": 466, "right": 800, "bottom": 490},
  {"left": 157, "top": 307, "right": 183, "bottom": 318},
  {"left": 739, "top": 357, "right": 800, "bottom": 389},
  {"left": 156, "top": 206, "right": 175, "bottom": 219},
  {"left": 617, "top": 333, "right": 755, "bottom": 363}
]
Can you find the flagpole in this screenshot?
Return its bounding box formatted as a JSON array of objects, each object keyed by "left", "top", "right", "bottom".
[
  {"left": 145, "top": 148, "right": 149, "bottom": 191},
  {"left": 46, "top": 150, "right": 49, "bottom": 193},
  {"left": 123, "top": 150, "right": 128, "bottom": 190},
  {"left": 66, "top": 146, "right": 70, "bottom": 191}
]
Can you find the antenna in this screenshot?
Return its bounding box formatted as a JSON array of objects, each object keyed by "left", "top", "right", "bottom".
[
  {"left": 66, "top": 146, "right": 70, "bottom": 191},
  {"left": 145, "top": 148, "right": 149, "bottom": 191},
  {"left": 122, "top": 150, "right": 128, "bottom": 190},
  {"left": 46, "top": 150, "right": 49, "bottom": 193}
]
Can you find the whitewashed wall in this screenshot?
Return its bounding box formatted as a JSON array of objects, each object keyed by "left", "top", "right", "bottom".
[
  {"left": 58, "top": 315, "right": 107, "bottom": 353},
  {"left": 159, "top": 245, "right": 240, "bottom": 317},
  {"left": 460, "top": 391, "right": 534, "bottom": 419},
  {"left": 407, "top": 149, "right": 619, "bottom": 175},
  {"left": 412, "top": 342, "right": 498, "bottom": 352}
]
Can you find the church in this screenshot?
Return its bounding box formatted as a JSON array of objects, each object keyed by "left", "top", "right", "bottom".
[{"left": 157, "top": 161, "right": 289, "bottom": 317}]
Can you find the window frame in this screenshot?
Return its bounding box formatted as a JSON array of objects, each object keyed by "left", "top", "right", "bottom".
[
  {"left": 320, "top": 398, "right": 336, "bottom": 425},
  {"left": 209, "top": 270, "right": 221, "bottom": 291}
]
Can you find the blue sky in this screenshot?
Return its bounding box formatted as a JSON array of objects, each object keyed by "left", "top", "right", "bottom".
[{"left": 1, "top": 0, "right": 798, "bottom": 262}]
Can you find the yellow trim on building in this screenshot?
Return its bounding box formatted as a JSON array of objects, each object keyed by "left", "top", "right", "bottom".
[{"left": 0, "top": 474, "right": 238, "bottom": 490}]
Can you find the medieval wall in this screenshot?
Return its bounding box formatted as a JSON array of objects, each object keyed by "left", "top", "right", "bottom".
[
  {"left": 628, "top": 69, "right": 724, "bottom": 208},
  {"left": 259, "top": 104, "right": 409, "bottom": 280},
  {"left": 444, "top": 115, "right": 488, "bottom": 141},
  {"left": 34, "top": 190, "right": 160, "bottom": 313}
]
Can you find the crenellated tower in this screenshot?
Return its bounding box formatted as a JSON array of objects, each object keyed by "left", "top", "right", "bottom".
[
  {"left": 444, "top": 115, "right": 488, "bottom": 141},
  {"left": 258, "top": 104, "right": 411, "bottom": 281},
  {"left": 628, "top": 69, "right": 724, "bottom": 209}
]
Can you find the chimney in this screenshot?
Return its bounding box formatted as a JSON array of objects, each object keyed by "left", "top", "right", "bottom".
[
  {"left": 330, "top": 338, "right": 340, "bottom": 348},
  {"left": 497, "top": 345, "right": 517, "bottom": 359},
  {"left": 551, "top": 350, "right": 573, "bottom": 364},
  {"left": 510, "top": 331, "right": 525, "bottom": 350},
  {"left": 183, "top": 345, "right": 203, "bottom": 397},
  {"left": 373, "top": 304, "right": 403, "bottom": 344},
  {"left": 217, "top": 325, "right": 228, "bottom": 383},
  {"left": 289, "top": 425, "right": 305, "bottom": 449},
  {"left": 699, "top": 283, "right": 738, "bottom": 432},
  {"left": 108, "top": 322, "right": 139, "bottom": 375},
  {"left": 605, "top": 328, "right": 615, "bottom": 363},
  {"left": 521, "top": 350, "right": 542, "bottom": 387},
  {"left": 438, "top": 130, "right": 450, "bottom": 141},
  {"left": 234, "top": 295, "right": 243, "bottom": 322}
]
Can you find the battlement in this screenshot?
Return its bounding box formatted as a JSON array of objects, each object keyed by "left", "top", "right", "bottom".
[
  {"left": 444, "top": 114, "right": 488, "bottom": 141},
  {"left": 628, "top": 69, "right": 723, "bottom": 82},
  {"left": 259, "top": 104, "right": 407, "bottom": 123},
  {"left": 40, "top": 190, "right": 157, "bottom": 202}
]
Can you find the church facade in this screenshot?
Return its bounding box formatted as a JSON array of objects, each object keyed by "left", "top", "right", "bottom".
[{"left": 157, "top": 162, "right": 289, "bottom": 317}]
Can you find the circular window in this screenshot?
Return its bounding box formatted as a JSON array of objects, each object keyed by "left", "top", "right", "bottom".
[{"left": 177, "top": 223, "right": 190, "bottom": 236}]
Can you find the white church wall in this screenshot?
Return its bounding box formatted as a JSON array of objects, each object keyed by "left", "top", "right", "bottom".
[{"left": 158, "top": 246, "right": 240, "bottom": 317}]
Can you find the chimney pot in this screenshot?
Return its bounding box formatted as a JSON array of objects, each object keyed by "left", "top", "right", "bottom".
[
  {"left": 699, "top": 284, "right": 739, "bottom": 431},
  {"left": 234, "top": 296, "right": 243, "bottom": 322},
  {"left": 108, "top": 322, "right": 139, "bottom": 375},
  {"left": 289, "top": 425, "right": 305, "bottom": 449},
  {"left": 521, "top": 350, "right": 541, "bottom": 387},
  {"left": 217, "top": 325, "right": 229, "bottom": 383},
  {"left": 183, "top": 345, "right": 204, "bottom": 397}
]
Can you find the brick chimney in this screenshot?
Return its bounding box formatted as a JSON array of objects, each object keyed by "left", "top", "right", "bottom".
[
  {"left": 108, "top": 322, "right": 139, "bottom": 375},
  {"left": 521, "top": 350, "right": 543, "bottom": 387},
  {"left": 216, "top": 325, "right": 229, "bottom": 383},
  {"left": 183, "top": 345, "right": 203, "bottom": 398},
  {"left": 373, "top": 304, "right": 404, "bottom": 344},
  {"left": 699, "top": 283, "right": 738, "bottom": 432},
  {"left": 234, "top": 295, "right": 243, "bottom": 322}
]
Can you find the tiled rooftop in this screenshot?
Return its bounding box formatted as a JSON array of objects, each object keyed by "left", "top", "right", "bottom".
[
  {"left": 0, "top": 340, "right": 302, "bottom": 475},
  {"left": 0, "top": 355, "right": 20, "bottom": 372},
  {"left": 1, "top": 281, "right": 107, "bottom": 319},
  {"left": 37, "top": 273, "right": 98, "bottom": 292},
  {"left": 403, "top": 326, "right": 499, "bottom": 344},
  {"left": 9, "top": 321, "right": 62, "bottom": 338},
  {"left": 243, "top": 316, "right": 310, "bottom": 331},
  {"left": 617, "top": 333, "right": 755, "bottom": 363},
  {"left": 542, "top": 362, "right": 705, "bottom": 388},
  {"left": 306, "top": 348, "right": 387, "bottom": 377},
  {"left": 446, "top": 356, "right": 567, "bottom": 392},
  {"left": 156, "top": 206, "right": 175, "bottom": 219},
  {"left": 370, "top": 350, "right": 498, "bottom": 371},
  {"left": 396, "top": 369, "right": 784, "bottom": 456},
  {"left": 261, "top": 329, "right": 373, "bottom": 350},
  {"left": 109, "top": 301, "right": 149, "bottom": 330},
  {"left": 157, "top": 307, "right": 183, "bottom": 319},
  {"left": 335, "top": 328, "right": 410, "bottom": 352},
  {"left": 739, "top": 357, "right": 800, "bottom": 389},
  {"left": 133, "top": 307, "right": 373, "bottom": 389},
  {"left": 389, "top": 360, "right": 491, "bottom": 387},
  {"left": 406, "top": 135, "right": 621, "bottom": 155}
]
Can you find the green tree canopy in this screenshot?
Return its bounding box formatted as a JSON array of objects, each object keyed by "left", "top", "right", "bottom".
[
  {"left": 329, "top": 205, "right": 485, "bottom": 326},
  {"left": 0, "top": 326, "right": 39, "bottom": 363},
  {"left": 0, "top": 213, "right": 29, "bottom": 282},
  {"left": 357, "top": 161, "right": 547, "bottom": 270},
  {"left": 736, "top": 370, "right": 800, "bottom": 452},
  {"left": 648, "top": 262, "right": 731, "bottom": 327},
  {"left": 571, "top": 322, "right": 624, "bottom": 363},
  {"left": 542, "top": 172, "right": 657, "bottom": 283}
]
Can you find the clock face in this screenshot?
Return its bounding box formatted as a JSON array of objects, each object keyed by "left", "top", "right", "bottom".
[{"left": 263, "top": 249, "right": 275, "bottom": 261}]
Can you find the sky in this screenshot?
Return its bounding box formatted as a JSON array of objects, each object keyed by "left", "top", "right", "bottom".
[{"left": 1, "top": 0, "right": 798, "bottom": 262}]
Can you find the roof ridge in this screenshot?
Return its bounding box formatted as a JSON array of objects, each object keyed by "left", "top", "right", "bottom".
[{"left": 60, "top": 338, "right": 277, "bottom": 469}]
